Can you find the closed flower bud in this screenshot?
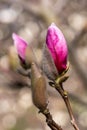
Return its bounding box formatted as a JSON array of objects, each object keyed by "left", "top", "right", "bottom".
[
  {"left": 31, "top": 62, "right": 47, "bottom": 111},
  {"left": 12, "top": 33, "right": 35, "bottom": 69},
  {"left": 46, "top": 23, "right": 68, "bottom": 74},
  {"left": 12, "top": 33, "right": 27, "bottom": 63}
]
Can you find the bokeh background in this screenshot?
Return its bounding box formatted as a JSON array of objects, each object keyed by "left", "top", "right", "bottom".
[{"left": 0, "top": 0, "right": 87, "bottom": 130}]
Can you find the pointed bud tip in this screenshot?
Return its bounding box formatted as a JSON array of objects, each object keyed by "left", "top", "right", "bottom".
[
  {"left": 12, "top": 33, "right": 17, "bottom": 39},
  {"left": 49, "top": 23, "right": 57, "bottom": 29},
  {"left": 12, "top": 33, "right": 20, "bottom": 42},
  {"left": 51, "top": 22, "right": 56, "bottom": 26}
]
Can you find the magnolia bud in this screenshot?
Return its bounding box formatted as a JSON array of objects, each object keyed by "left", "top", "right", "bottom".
[
  {"left": 31, "top": 62, "right": 47, "bottom": 111},
  {"left": 12, "top": 33, "right": 27, "bottom": 62},
  {"left": 12, "top": 33, "right": 35, "bottom": 69},
  {"left": 46, "top": 23, "right": 68, "bottom": 74}
]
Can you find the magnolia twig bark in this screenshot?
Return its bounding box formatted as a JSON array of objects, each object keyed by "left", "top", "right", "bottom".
[
  {"left": 40, "top": 108, "right": 63, "bottom": 130},
  {"left": 54, "top": 82, "right": 80, "bottom": 130}
]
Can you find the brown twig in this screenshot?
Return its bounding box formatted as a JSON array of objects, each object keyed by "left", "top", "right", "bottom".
[
  {"left": 54, "top": 82, "right": 80, "bottom": 130},
  {"left": 40, "top": 108, "right": 63, "bottom": 130}
]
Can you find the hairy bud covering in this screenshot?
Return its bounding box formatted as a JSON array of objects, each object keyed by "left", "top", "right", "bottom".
[
  {"left": 31, "top": 63, "right": 47, "bottom": 111},
  {"left": 42, "top": 44, "right": 58, "bottom": 80}
]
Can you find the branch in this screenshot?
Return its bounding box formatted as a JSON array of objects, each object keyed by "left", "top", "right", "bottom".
[
  {"left": 40, "top": 108, "right": 63, "bottom": 130},
  {"left": 54, "top": 82, "right": 80, "bottom": 130}
]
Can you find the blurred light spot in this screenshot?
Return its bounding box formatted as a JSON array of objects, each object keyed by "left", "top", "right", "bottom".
[
  {"left": 0, "top": 56, "right": 10, "bottom": 71},
  {"left": 53, "top": 111, "right": 69, "bottom": 127},
  {"left": 0, "top": 100, "right": 11, "bottom": 114},
  {"left": 62, "top": 25, "right": 75, "bottom": 42},
  {"left": 18, "top": 92, "right": 33, "bottom": 109},
  {"left": 0, "top": 8, "right": 19, "bottom": 23},
  {"left": 25, "top": 21, "right": 40, "bottom": 36},
  {"left": 18, "top": 21, "right": 40, "bottom": 44},
  {"left": 18, "top": 28, "right": 33, "bottom": 44},
  {"left": 2, "top": 114, "right": 16, "bottom": 129},
  {"left": 79, "top": 111, "right": 87, "bottom": 127},
  {"left": 68, "top": 13, "right": 86, "bottom": 31},
  {"left": 12, "top": 103, "right": 26, "bottom": 116}
]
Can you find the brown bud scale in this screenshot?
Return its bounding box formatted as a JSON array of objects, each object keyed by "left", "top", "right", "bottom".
[{"left": 31, "top": 63, "right": 47, "bottom": 111}]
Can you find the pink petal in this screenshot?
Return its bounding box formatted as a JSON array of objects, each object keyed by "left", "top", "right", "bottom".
[{"left": 12, "top": 33, "right": 28, "bottom": 61}]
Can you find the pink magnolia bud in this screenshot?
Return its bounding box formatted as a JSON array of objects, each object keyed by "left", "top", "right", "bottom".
[
  {"left": 46, "top": 23, "right": 68, "bottom": 74},
  {"left": 12, "top": 33, "right": 28, "bottom": 63}
]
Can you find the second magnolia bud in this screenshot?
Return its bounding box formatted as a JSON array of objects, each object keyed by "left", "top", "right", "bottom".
[
  {"left": 12, "top": 33, "right": 36, "bottom": 69},
  {"left": 31, "top": 63, "right": 47, "bottom": 111}
]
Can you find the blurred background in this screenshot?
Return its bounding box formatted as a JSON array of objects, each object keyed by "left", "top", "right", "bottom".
[{"left": 0, "top": 0, "right": 87, "bottom": 130}]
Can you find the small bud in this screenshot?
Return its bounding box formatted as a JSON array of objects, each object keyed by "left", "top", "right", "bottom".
[
  {"left": 46, "top": 23, "right": 68, "bottom": 74},
  {"left": 12, "top": 33, "right": 27, "bottom": 63},
  {"left": 31, "top": 62, "right": 47, "bottom": 111},
  {"left": 42, "top": 44, "right": 58, "bottom": 80},
  {"left": 12, "top": 33, "right": 35, "bottom": 69}
]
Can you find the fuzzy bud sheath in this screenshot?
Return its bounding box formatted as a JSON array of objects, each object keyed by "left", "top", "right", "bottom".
[
  {"left": 31, "top": 63, "right": 47, "bottom": 111},
  {"left": 46, "top": 23, "right": 68, "bottom": 74}
]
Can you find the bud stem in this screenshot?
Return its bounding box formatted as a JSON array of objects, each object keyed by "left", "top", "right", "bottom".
[{"left": 54, "top": 82, "right": 80, "bottom": 130}]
